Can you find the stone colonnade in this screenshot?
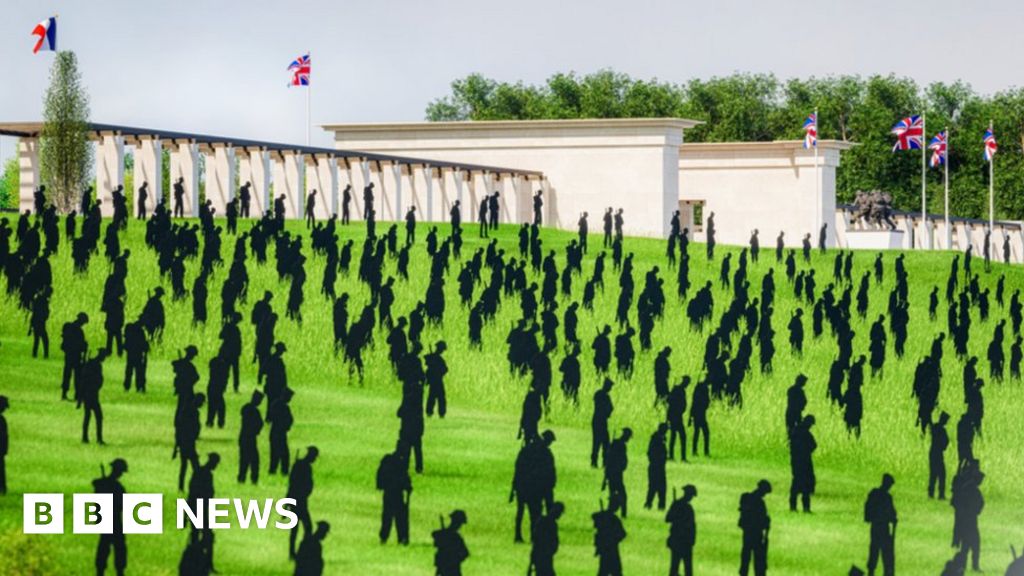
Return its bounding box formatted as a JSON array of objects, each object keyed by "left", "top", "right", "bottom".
[{"left": 14, "top": 129, "right": 542, "bottom": 226}]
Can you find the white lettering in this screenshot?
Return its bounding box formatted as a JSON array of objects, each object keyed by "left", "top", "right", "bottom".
[
  {"left": 208, "top": 498, "right": 231, "bottom": 529},
  {"left": 233, "top": 498, "right": 273, "bottom": 529},
  {"left": 275, "top": 498, "right": 298, "bottom": 529},
  {"left": 176, "top": 499, "right": 203, "bottom": 529}
]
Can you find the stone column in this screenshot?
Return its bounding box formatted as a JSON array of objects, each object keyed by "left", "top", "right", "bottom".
[
  {"left": 392, "top": 162, "right": 404, "bottom": 219},
  {"left": 203, "top": 144, "right": 235, "bottom": 216},
  {"left": 244, "top": 148, "right": 270, "bottom": 216},
  {"left": 307, "top": 154, "right": 337, "bottom": 219},
  {"left": 513, "top": 174, "right": 531, "bottom": 224},
  {"left": 423, "top": 165, "right": 435, "bottom": 222},
  {"left": 17, "top": 138, "right": 40, "bottom": 214},
  {"left": 272, "top": 150, "right": 304, "bottom": 219},
  {"left": 134, "top": 138, "right": 163, "bottom": 206},
  {"left": 452, "top": 168, "right": 464, "bottom": 209},
  {"left": 371, "top": 161, "right": 391, "bottom": 221},
  {"left": 169, "top": 141, "right": 199, "bottom": 217},
  {"left": 337, "top": 157, "right": 358, "bottom": 219},
  {"left": 96, "top": 133, "right": 125, "bottom": 217}
]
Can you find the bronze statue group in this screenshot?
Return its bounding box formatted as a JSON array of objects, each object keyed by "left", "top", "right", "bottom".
[{"left": 0, "top": 180, "right": 1022, "bottom": 576}]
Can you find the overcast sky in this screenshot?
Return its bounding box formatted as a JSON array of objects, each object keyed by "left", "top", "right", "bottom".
[{"left": 3, "top": 0, "right": 1023, "bottom": 162}]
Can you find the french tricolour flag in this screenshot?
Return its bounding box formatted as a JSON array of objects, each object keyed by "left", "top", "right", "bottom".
[{"left": 32, "top": 16, "right": 57, "bottom": 54}]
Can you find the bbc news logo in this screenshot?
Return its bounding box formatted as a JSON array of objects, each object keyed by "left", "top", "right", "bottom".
[{"left": 24, "top": 494, "right": 298, "bottom": 534}]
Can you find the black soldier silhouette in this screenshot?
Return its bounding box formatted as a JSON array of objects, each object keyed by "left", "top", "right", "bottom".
[
  {"left": 603, "top": 427, "right": 632, "bottom": 518},
  {"left": 785, "top": 374, "right": 808, "bottom": 436},
  {"left": 122, "top": 317, "right": 149, "bottom": 389},
  {"left": 173, "top": 177, "right": 186, "bottom": 218},
  {"left": 489, "top": 191, "right": 500, "bottom": 229},
  {"left": 405, "top": 206, "right": 417, "bottom": 246},
  {"left": 294, "top": 520, "right": 330, "bottom": 576},
  {"left": 80, "top": 348, "right": 110, "bottom": 444},
  {"left": 93, "top": 458, "right": 129, "bottom": 576},
  {"left": 478, "top": 197, "right": 489, "bottom": 238},
  {"left": 377, "top": 445, "right": 412, "bottom": 545},
  {"left": 592, "top": 500, "right": 626, "bottom": 576},
  {"left": 187, "top": 452, "right": 220, "bottom": 573},
  {"left": 238, "top": 390, "right": 264, "bottom": 484},
  {"left": 287, "top": 446, "right": 319, "bottom": 560},
  {"left": 666, "top": 484, "right": 698, "bottom": 576},
  {"left": 433, "top": 509, "right": 470, "bottom": 576},
  {"left": 305, "top": 189, "right": 317, "bottom": 228},
  {"left": 666, "top": 377, "right": 689, "bottom": 461},
  {"left": 61, "top": 312, "right": 89, "bottom": 401},
  {"left": 268, "top": 387, "right": 296, "bottom": 476},
  {"left": 704, "top": 211, "right": 716, "bottom": 260},
  {"left": 864, "top": 473, "right": 897, "bottom": 576},
  {"left": 239, "top": 181, "right": 252, "bottom": 218},
  {"left": 789, "top": 415, "right": 817, "bottom": 512},
  {"left": 136, "top": 181, "right": 148, "bottom": 219},
  {"left": 689, "top": 379, "right": 711, "bottom": 456},
  {"left": 530, "top": 500, "right": 564, "bottom": 576},
  {"left": 645, "top": 423, "right": 668, "bottom": 511},
  {"left": 533, "top": 190, "right": 544, "bottom": 225},
  {"left": 591, "top": 378, "right": 615, "bottom": 467},
  {"left": 951, "top": 459, "right": 984, "bottom": 572},
  {"left": 738, "top": 479, "right": 772, "bottom": 576},
  {"left": 424, "top": 341, "right": 449, "bottom": 418},
  {"left": 29, "top": 285, "right": 52, "bottom": 358},
  {"left": 929, "top": 411, "right": 950, "bottom": 499},
  {"left": 206, "top": 354, "right": 229, "bottom": 428},
  {"left": 511, "top": 430, "right": 557, "bottom": 543},
  {"left": 174, "top": 393, "right": 205, "bottom": 491}
]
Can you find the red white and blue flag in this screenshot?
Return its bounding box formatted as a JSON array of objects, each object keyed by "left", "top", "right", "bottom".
[
  {"left": 802, "top": 113, "right": 817, "bottom": 149},
  {"left": 891, "top": 115, "right": 924, "bottom": 151},
  {"left": 31, "top": 16, "right": 57, "bottom": 54},
  {"left": 288, "top": 54, "right": 310, "bottom": 86},
  {"left": 928, "top": 131, "right": 947, "bottom": 168},
  {"left": 983, "top": 128, "right": 997, "bottom": 162}
]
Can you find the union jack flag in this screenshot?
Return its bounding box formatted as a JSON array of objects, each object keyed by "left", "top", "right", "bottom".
[
  {"left": 984, "top": 128, "right": 997, "bottom": 162},
  {"left": 288, "top": 53, "right": 310, "bottom": 86},
  {"left": 891, "top": 115, "right": 924, "bottom": 151},
  {"left": 928, "top": 131, "right": 947, "bottom": 168},
  {"left": 802, "top": 113, "right": 817, "bottom": 149}
]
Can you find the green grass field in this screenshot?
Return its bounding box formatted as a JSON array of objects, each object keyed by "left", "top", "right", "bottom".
[{"left": 0, "top": 218, "right": 1022, "bottom": 575}]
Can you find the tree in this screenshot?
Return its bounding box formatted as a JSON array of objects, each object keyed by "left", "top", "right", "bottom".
[
  {"left": 0, "top": 157, "right": 18, "bottom": 210},
  {"left": 426, "top": 71, "right": 1024, "bottom": 220},
  {"left": 40, "top": 51, "right": 92, "bottom": 213}
]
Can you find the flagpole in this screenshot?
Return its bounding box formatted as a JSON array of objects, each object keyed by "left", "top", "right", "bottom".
[
  {"left": 306, "top": 51, "right": 311, "bottom": 147},
  {"left": 921, "top": 114, "right": 929, "bottom": 249},
  {"left": 814, "top": 108, "right": 820, "bottom": 244},
  {"left": 944, "top": 126, "right": 950, "bottom": 250},
  {"left": 988, "top": 119, "right": 994, "bottom": 234}
]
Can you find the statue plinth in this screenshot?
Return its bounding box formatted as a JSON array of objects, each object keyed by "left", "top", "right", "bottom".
[{"left": 844, "top": 229, "right": 905, "bottom": 250}]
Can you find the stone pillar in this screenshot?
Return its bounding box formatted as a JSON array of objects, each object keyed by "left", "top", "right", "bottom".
[
  {"left": 169, "top": 141, "right": 199, "bottom": 217},
  {"left": 244, "top": 148, "right": 270, "bottom": 216},
  {"left": 306, "top": 155, "right": 337, "bottom": 219},
  {"left": 357, "top": 159, "right": 373, "bottom": 219},
  {"left": 337, "top": 157, "right": 358, "bottom": 219},
  {"left": 371, "top": 161, "right": 391, "bottom": 221},
  {"left": 272, "top": 151, "right": 304, "bottom": 219},
  {"left": 17, "top": 138, "right": 40, "bottom": 214},
  {"left": 452, "top": 168, "right": 464, "bottom": 209},
  {"left": 437, "top": 167, "right": 453, "bottom": 222},
  {"left": 203, "top": 144, "right": 235, "bottom": 217},
  {"left": 513, "top": 174, "right": 531, "bottom": 224},
  {"left": 96, "top": 134, "right": 125, "bottom": 217},
  {"left": 423, "top": 165, "right": 435, "bottom": 222},
  {"left": 134, "top": 138, "right": 163, "bottom": 206},
  {"left": 393, "top": 162, "right": 404, "bottom": 218}
]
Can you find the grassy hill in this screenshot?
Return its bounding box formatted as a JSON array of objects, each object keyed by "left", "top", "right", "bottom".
[{"left": 0, "top": 218, "right": 1022, "bottom": 575}]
